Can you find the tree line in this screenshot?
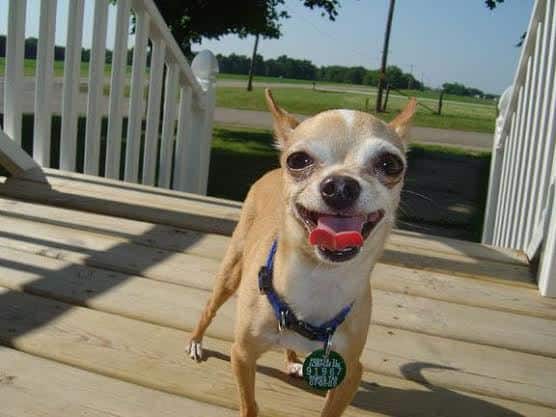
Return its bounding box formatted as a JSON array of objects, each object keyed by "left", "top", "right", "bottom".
[
  {"left": 217, "top": 52, "right": 425, "bottom": 90},
  {"left": 0, "top": 35, "right": 493, "bottom": 98}
]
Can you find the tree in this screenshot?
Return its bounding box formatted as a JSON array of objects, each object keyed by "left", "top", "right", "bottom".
[{"left": 152, "top": 0, "right": 340, "bottom": 56}]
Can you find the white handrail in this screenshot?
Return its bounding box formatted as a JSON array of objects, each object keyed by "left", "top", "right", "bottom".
[
  {"left": 483, "top": 0, "right": 556, "bottom": 296},
  {"left": 0, "top": 0, "right": 219, "bottom": 196}
]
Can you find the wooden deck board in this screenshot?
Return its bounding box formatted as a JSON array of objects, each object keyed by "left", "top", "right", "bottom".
[
  {"left": 0, "top": 347, "right": 236, "bottom": 417},
  {"left": 0, "top": 173, "right": 533, "bottom": 286},
  {"left": 0, "top": 170, "right": 554, "bottom": 416},
  {"left": 0, "top": 243, "right": 554, "bottom": 358},
  {"left": 0, "top": 197, "right": 551, "bottom": 323},
  {"left": 0, "top": 247, "right": 555, "bottom": 407},
  {"left": 0, "top": 289, "right": 553, "bottom": 417}
]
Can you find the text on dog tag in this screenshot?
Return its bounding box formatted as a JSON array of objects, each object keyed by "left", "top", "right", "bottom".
[{"left": 303, "top": 349, "right": 346, "bottom": 390}]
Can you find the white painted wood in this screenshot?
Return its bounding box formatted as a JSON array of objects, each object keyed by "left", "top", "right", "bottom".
[
  {"left": 33, "top": 0, "right": 57, "bottom": 167},
  {"left": 509, "top": 60, "right": 532, "bottom": 248},
  {"left": 495, "top": 0, "right": 546, "bottom": 142},
  {"left": 84, "top": 0, "right": 109, "bottom": 176},
  {"left": 515, "top": 38, "right": 540, "bottom": 249},
  {"left": 500, "top": 94, "right": 522, "bottom": 247},
  {"left": 105, "top": 0, "right": 131, "bottom": 180},
  {"left": 538, "top": 175, "right": 556, "bottom": 297},
  {"left": 482, "top": 0, "right": 556, "bottom": 296},
  {"left": 172, "top": 85, "right": 193, "bottom": 191},
  {"left": 138, "top": 0, "right": 203, "bottom": 98},
  {"left": 525, "top": 5, "right": 554, "bottom": 245},
  {"left": 179, "top": 106, "right": 204, "bottom": 193},
  {"left": 142, "top": 37, "right": 165, "bottom": 186},
  {"left": 157, "top": 62, "right": 179, "bottom": 188},
  {"left": 191, "top": 51, "right": 219, "bottom": 194},
  {"left": 0, "top": 129, "right": 46, "bottom": 182},
  {"left": 3, "top": 0, "right": 27, "bottom": 146},
  {"left": 493, "top": 119, "right": 514, "bottom": 245},
  {"left": 482, "top": 84, "right": 511, "bottom": 243},
  {"left": 534, "top": 2, "right": 556, "bottom": 228},
  {"left": 60, "top": 0, "right": 85, "bottom": 171},
  {"left": 124, "top": 8, "right": 149, "bottom": 183}
]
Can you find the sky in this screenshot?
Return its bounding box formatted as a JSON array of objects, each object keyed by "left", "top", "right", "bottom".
[{"left": 1, "top": 0, "right": 534, "bottom": 94}]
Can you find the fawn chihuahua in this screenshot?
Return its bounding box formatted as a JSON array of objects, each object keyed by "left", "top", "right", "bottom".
[{"left": 188, "top": 89, "right": 416, "bottom": 417}]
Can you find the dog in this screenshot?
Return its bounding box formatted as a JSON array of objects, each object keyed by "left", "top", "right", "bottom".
[{"left": 188, "top": 89, "right": 416, "bottom": 417}]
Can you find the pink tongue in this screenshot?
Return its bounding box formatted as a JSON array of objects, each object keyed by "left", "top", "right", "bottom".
[{"left": 309, "top": 215, "right": 366, "bottom": 250}]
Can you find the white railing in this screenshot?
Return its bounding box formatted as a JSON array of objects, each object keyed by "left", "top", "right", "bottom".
[
  {"left": 1, "top": 0, "right": 218, "bottom": 194},
  {"left": 483, "top": 0, "right": 556, "bottom": 296}
]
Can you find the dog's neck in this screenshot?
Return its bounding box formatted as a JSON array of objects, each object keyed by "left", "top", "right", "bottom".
[{"left": 271, "top": 215, "right": 389, "bottom": 325}]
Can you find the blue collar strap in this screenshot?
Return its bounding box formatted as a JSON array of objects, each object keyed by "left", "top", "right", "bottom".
[{"left": 258, "top": 239, "right": 353, "bottom": 343}]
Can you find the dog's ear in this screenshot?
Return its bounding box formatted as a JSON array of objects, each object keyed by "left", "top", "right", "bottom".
[
  {"left": 265, "top": 88, "right": 299, "bottom": 149},
  {"left": 389, "top": 97, "right": 417, "bottom": 139}
]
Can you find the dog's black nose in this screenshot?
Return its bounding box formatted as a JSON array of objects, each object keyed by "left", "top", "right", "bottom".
[{"left": 320, "top": 175, "right": 361, "bottom": 210}]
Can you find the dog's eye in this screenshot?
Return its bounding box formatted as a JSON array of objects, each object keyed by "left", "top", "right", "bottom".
[
  {"left": 287, "top": 151, "right": 314, "bottom": 171},
  {"left": 374, "top": 153, "right": 404, "bottom": 176}
]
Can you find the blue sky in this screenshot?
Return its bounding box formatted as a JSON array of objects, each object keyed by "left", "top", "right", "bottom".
[{"left": 1, "top": 0, "right": 534, "bottom": 94}]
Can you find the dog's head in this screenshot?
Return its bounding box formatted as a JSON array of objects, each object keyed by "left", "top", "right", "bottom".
[{"left": 266, "top": 89, "right": 416, "bottom": 264}]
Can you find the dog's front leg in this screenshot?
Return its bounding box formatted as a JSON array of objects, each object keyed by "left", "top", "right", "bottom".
[
  {"left": 231, "top": 342, "right": 261, "bottom": 417},
  {"left": 320, "top": 359, "right": 362, "bottom": 417}
]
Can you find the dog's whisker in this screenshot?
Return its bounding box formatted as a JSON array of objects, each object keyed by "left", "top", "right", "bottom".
[{"left": 402, "top": 189, "right": 438, "bottom": 205}]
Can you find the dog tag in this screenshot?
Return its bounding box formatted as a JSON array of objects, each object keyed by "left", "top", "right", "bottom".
[{"left": 303, "top": 350, "right": 346, "bottom": 390}]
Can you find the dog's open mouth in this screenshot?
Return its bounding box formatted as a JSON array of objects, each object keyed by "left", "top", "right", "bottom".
[{"left": 295, "top": 204, "right": 385, "bottom": 262}]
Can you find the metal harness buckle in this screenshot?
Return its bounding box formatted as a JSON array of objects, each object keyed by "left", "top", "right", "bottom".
[{"left": 278, "top": 310, "right": 287, "bottom": 332}]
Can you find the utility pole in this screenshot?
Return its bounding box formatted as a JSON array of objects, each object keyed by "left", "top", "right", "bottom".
[
  {"left": 247, "top": 34, "right": 260, "bottom": 92},
  {"left": 376, "top": 0, "right": 396, "bottom": 112},
  {"left": 408, "top": 64, "right": 414, "bottom": 90}
]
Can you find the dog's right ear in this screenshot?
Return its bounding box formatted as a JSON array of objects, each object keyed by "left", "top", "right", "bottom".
[{"left": 265, "top": 88, "right": 299, "bottom": 149}]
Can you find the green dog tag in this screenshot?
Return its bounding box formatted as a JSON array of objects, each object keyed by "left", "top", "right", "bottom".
[{"left": 302, "top": 349, "right": 346, "bottom": 390}]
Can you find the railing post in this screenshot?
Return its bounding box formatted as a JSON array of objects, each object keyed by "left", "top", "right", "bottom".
[
  {"left": 191, "top": 50, "right": 219, "bottom": 195},
  {"left": 482, "top": 86, "right": 512, "bottom": 244},
  {"left": 3, "top": 0, "right": 27, "bottom": 146},
  {"left": 538, "top": 160, "right": 556, "bottom": 297}
]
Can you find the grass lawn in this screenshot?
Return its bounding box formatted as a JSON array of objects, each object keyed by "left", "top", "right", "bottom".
[
  {"left": 209, "top": 124, "right": 491, "bottom": 241},
  {"left": 218, "top": 73, "right": 498, "bottom": 106},
  {"left": 216, "top": 87, "right": 496, "bottom": 133},
  {"left": 0, "top": 57, "right": 130, "bottom": 78}
]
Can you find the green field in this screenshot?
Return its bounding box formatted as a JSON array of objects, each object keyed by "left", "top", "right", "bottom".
[
  {"left": 216, "top": 87, "right": 496, "bottom": 133},
  {"left": 218, "top": 73, "right": 498, "bottom": 106},
  {"left": 0, "top": 57, "right": 130, "bottom": 78},
  {"left": 0, "top": 58, "right": 496, "bottom": 132}
]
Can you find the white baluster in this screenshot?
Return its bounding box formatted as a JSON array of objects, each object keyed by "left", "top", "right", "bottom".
[
  {"left": 84, "top": 0, "right": 109, "bottom": 176},
  {"left": 33, "top": 0, "right": 57, "bottom": 167}
]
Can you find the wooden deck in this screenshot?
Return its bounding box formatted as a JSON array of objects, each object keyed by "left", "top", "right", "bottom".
[{"left": 0, "top": 169, "right": 555, "bottom": 417}]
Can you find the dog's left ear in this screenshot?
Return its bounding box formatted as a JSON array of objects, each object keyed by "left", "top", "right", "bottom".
[
  {"left": 389, "top": 97, "right": 417, "bottom": 139},
  {"left": 265, "top": 88, "right": 299, "bottom": 149}
]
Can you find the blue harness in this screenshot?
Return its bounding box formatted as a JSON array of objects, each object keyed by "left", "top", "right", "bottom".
[{"left": 258, "top": 240, "right": 353, "bottom": 345}]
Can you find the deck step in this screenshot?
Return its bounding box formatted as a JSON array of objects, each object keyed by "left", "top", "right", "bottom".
[
  {"left": 0, "top": 248, "right": 555, "bottom": 407},
  {"left": 0, "top": 288, "right": 553, "bottom": 417},
  {"left": 0, "top": 346, "right": 236, "bottom": 417},
  {"left": 0, "top": 172, "right": 532, "bottom": 286}
]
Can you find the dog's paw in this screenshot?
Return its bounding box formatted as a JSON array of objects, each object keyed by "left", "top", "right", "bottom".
[
  {"left": 286, "top": 362, "right": 303, "bottom": 378},
  {"left": 187, "top": 339, "right": 203, "bottom": 362}
]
